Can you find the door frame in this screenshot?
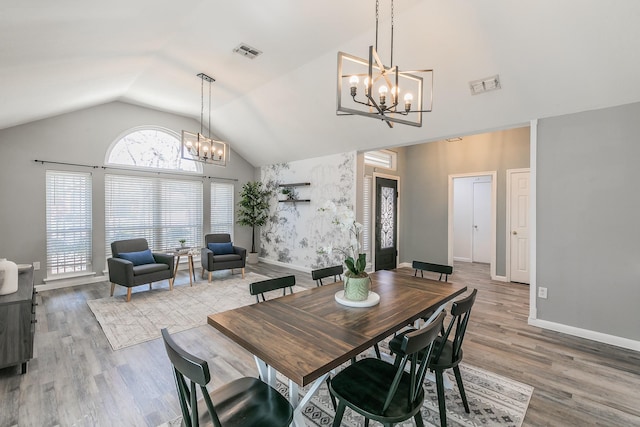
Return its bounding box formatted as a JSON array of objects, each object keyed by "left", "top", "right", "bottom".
[
  {"left": 505, "top": 168, "right": 531, "bottom": 283},
  {"left": 448, "top": 171, "right": 497, "bottom": 280},
  {"left": 372, "top": 172, "right": 400, "bottom": 271}
]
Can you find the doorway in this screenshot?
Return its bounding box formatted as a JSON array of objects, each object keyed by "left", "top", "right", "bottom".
[
  {"left": 374, "top": 175, "right": 399, "bottom": 271},
  {"left": 448, "top": 172, "right": 497, "bottom": 279}
]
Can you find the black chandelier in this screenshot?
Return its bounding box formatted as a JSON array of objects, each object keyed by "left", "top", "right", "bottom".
[
  {"left": 336, "top": 0, "right": 433, "bottom": 128},
  {"left": 181, "top": 73, "right": 229, "bottom": 166}
]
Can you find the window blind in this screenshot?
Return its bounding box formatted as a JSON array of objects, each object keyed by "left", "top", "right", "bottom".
[
  {"left": 362, "top": 175, "right": 372, "bottom": 256},
  {"left": 105, "top": 174, "right": 203, "bottom": 256},
  {"left": 46, "top": 170, "right": 92, "bottom": 276},
  {"left": 211, "top": 182, "right": 234, "bottom": 238}
]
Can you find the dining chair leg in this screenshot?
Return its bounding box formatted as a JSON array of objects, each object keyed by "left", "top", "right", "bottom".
[
  {"left": 374, "top": 343, "right": 381, "bottom": 359},
  {"left": 326, "top": 377, "right": 336, "bottom": 410},
  {"left": 414, "top": 412, "right": 426, "bottom": 427},
  {"left": 435, "top": 369, "right": 447, "bottom": 427},
  {"left": 110, "top": 283, "right": 115, "bottom": 297},
  {"left": 453, "top": 366, "right": 470, "bottom": 413},
  {"left": 364, "top": 418, "right": 370, "bottom": 427},
  {"left": 332, "top": 401, "right": 347, "bottom": 427}
]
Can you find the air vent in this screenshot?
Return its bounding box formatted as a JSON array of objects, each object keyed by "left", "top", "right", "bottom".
[
  {"left": 233, "top": 43, "right": 262, "bottom": 59},
  {"left": 469, "top": 75, "right": 501, "bottom": 95}
]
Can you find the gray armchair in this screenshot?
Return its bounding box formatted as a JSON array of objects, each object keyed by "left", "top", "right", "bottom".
[
  {"left": 201, "top": 234, "right": 246, "bottom": 282},
  {"left": 107, "top": 238, "right": 175, "bottom": 302}
]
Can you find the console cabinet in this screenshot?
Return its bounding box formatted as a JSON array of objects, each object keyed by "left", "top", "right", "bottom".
[{"left": 0, "top": 267, "right": 36, "bottom": 374}]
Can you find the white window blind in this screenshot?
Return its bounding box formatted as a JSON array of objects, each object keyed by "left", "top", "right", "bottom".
[
  {"left": 46, "top": 170, "right": 92, "bottom": 277},
  {"left": 105, "top": 174, "right": 203, "bottom": 256},
  {"left": 362, "top": 175, "right": 372, "bottom": 255},
  {"left": 364, "top": 149, "right": 397, "bottom": 170},
  {"left": 211, "top": 182, "right": 234, "bottom": 238}
]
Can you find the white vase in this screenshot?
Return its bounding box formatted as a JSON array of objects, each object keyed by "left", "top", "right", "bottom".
[{"left": 0, "top": 258, "right": 19, "bottom": 295}]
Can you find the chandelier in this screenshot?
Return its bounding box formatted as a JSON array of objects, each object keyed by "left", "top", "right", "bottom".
[
  {"left": 336, "top": 0, "right": 433, "bottom": 128},
  {"left": 181, "top": 73, "right": 229, "bottom": 166}
]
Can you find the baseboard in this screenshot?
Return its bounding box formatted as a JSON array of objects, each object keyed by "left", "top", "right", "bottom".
[
  {"left": 492, "top": 275, "right": 508, "bottom": 282},
  {"left": 528, "top": 318, "right": 640, "bottom": 352},
  {"left": 398, "top": 262, "right": 412, "bottom": 268},
  {"left": 453, "top": 257, "right": 472, "bottom": 262},
  {"left": 36, "top": 275, "right": 107, "bottom": 292},
  {"left": 258, "top": 257, "right": 312, "bottom": 274}
]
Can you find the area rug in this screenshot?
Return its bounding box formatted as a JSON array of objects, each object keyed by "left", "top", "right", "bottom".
[
  {"left": 87, "top": 272, "right": 305, "bottom": 350},
  {"left": 159, "top": 361, "right": 533, "bottom": 427}
]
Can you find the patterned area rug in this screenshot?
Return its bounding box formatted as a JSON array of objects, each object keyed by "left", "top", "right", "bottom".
[
  {"left": 87, "top": 272, "right": 305, "bottom": 350},
  {"left": 159, "top": 360, "right": 532, "bottom": 427}
]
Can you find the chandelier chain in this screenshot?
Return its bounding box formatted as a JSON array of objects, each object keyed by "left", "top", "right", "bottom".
[
  {"left": 200, "top": 75, "right": 204, "bottom": 135},
  {"left": 391, "top": 0, "right": 394, "bottom": 67},
  {"left": 208, "top": 79, "right": 212, "bottom": 138},
  {"left": 375, "top": 0, "right": 379, "bottom": 52}
]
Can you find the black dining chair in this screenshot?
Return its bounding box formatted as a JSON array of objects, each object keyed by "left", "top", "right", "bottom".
[
  {"left": 161, "top": 328, "right": 293, "bottom": 427},
  {"left": 311, "top": 265, "right": 343, "bottom": 287},
  {"left": 413, "top": 260, "right": 453, "bottom": 282},
  {"left": 329, "top": 312, "right": 446, "bottom": 427},
  {"left": 388, "top": 288, "right": 478, "bottom": 427},
  {"left": 249, "top": 275, "right": 295, "bottom": 303}
]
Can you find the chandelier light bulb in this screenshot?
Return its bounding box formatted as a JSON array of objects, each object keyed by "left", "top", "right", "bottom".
[
  {"left": 202, "top": 145, "right": 209, "bottom": 152},
  {"left": 378, "top": 85, "right": 388, "bottom": 106},
  {"left": 349, "top": 75, "right": 359, "bottom": 97},
  {"left": 364, "top": 77, "right": 370, "bottom": 96},
  {"left": 404, "top": 92, "right": 413, "bottom": 112}
]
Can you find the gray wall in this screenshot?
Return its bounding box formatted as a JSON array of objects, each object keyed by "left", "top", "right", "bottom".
[
  {"left": 399, "top": 127, "right": 530, "bottom": 275},
  {"left": 0, "top": 101, "right": 255, "bottom": 285},
  {"left": 537, "top": 102, "right": 640, "bottom": 341}
]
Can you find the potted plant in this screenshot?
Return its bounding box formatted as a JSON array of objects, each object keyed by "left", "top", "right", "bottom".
[
  {"left": 178, "top": 239, "right": 187, "bottom": 248},
  {"left": 237, "top": 181, "right": 271, "bottom": 264}
]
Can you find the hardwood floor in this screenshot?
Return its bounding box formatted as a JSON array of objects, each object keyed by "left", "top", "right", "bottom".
[{"left": 0, "top": 261, "right": 639, "bottom": 426}]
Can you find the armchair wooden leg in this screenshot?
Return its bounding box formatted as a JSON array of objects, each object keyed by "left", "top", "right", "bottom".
[
  {"left": 126, "top": 288, "right": 132, "bottom": 302},
  {"left": 169, "top": 278, "right": 174, "bottom": 291},
  {"left": 208, "top": 271, "right": 212, "bottom": 283},
  {"left": 110, "top": 283, "right": 115, "bottom": 297},
  {"left": 201, "top": 268, "right": 205, "bottom": 279},
  {"left": 242, "top": 267, "right": 245, "bottom": 279}
]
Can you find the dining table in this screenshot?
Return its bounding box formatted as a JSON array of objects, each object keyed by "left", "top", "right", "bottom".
[{"left": 207, "top": 268, "right": 467, "bottom": 427}]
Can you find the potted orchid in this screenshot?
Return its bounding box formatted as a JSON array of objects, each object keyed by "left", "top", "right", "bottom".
[{"left": 318, "top": 202, "right": 370, "bottom": 301}]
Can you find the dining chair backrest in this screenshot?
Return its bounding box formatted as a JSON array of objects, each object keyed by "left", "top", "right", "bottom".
[
  {"left": 384, "top": 311, "right": 446, "bottom": 412},
  {"left": 161, "top": 328, "right": 221, "bottom": 427},
  {"left": 311, "top": 265, "right": 343, "bottom": 287},
  {"left": 433, "top": 288, "right": 477, "bottom": 364},
  {"left": 412, "top": 260, "right": 453, "bottom": 281},
  {"left": 250, "top": 275, "right": 295, "bottom": 303}
]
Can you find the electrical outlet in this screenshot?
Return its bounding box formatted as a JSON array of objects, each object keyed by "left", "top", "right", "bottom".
[
  {"left": 33, "top": 261, "right": 40, "bottom": 270},
  {"left": 538, "top": 286, "right": 548, "bottom": 299}
]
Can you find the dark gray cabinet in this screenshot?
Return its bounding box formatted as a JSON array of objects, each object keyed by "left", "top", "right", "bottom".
[{"left": 0, "top": 267, "right": 36, "bottom": 374}]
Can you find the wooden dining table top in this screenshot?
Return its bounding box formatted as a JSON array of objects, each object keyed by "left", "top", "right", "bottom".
[{"left": 207, "top": 269, "right": 467, "bottom": 386}]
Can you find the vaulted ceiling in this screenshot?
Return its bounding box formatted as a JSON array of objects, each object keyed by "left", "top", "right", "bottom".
[{"left": 2, "top": 0, "right": 640, "bottom": 166}]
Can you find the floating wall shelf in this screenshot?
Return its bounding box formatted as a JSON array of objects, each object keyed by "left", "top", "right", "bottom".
[{"left": 278, "top": 182, "right": 311, "bottom": 203}]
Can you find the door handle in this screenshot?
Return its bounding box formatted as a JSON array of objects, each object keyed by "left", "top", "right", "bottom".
[
  {"left": 512, "top": 231, "right": 518, "bottom": 235},
  {"left": 474, "top": 225, "right": 478, "bottom": 229}
]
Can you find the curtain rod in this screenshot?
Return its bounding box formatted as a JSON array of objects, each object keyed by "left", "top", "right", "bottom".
[{"left": 33, "top": 160, "right": 239, "bottom": 182}]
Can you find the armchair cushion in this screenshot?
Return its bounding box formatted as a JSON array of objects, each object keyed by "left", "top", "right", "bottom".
[
  {"left": 118, "top": 249, "right": 156, "bottom": 266},
  {"left": 208, "top": 242, "right": 235, "bottom": 255}
]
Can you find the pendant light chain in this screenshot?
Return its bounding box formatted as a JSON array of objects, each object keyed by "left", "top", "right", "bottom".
[
  {"left": 390, "top": 0, "right": 394, "bottom": 67},
  {"left": 375, "top": 0, "right": 379, "bottom": 52},
  {"left": 200, "top": 75, "right": 204, "bottom": 135},
  {"left": 208, "top": 79, "right": 212, "bottom": 138}
]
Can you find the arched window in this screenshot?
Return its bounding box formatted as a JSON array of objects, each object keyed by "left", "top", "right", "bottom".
[{"left": 106, "top": 127, "right": 202, "bottom": 173}]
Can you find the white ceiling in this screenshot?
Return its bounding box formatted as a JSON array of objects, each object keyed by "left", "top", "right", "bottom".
[{"left": 2, "top": 0, "right": 640, "bottom": 166}]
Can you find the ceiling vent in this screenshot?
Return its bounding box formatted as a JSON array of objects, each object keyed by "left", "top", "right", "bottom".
[
  {"left": 233, "top": 43, "right": 262, "bottom": 59},
  {"left": 469, "top": 75, "right": 501, "bottom": 95}
]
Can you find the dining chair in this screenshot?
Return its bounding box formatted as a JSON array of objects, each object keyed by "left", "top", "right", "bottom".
[
  {"left": 329, "top": 312, "right": 446, "bottom": 427},
  {"left": 413, "top": 260, "right": 453, "bottom": 282},
  {"left": 161, "top": 328, "right": 293, "bottom": 427},
  {"left": 311, "top": 265, "right": 343, "bottom": 287},
  {"left": 249, "top": 275, "right": 295, "bottom": 303},
  {"left": 388, "top": 288, "right": 478, "bottom": 427}
]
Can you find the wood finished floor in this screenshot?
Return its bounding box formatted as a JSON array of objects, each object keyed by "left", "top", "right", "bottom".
[{"left": 1, "top": 262, "right": 639, "bottom": 426}]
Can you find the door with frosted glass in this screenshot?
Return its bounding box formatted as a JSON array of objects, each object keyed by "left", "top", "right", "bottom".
[{"left": 374, "top": 177, "right": 398, "bottom": 271}]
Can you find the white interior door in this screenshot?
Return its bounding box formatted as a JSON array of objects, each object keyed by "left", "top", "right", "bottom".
[
  {"left": 510, "top": 171, "right": 530, "bottom": 283},
  {"left": 472, "top": 181, "right": 491, "bottom": 263}
]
